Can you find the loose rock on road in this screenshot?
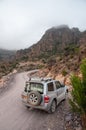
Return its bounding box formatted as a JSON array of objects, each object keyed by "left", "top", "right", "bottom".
[{"left": 0, "top": 72, "right": 69, "bottom": 130}]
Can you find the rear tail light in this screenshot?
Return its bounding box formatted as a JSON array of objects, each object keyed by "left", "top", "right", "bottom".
[{"left": 44, "top": 96, "right": 50, "bottom": 103}]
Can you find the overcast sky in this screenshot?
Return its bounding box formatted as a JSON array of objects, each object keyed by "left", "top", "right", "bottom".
[{"left": 0, "top": 0, "right": 86, "bottom": 50}]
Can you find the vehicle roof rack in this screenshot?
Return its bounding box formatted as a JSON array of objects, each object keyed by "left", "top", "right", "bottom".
[
  {"left": 41, "top": 77, "right": 53, "bottom": 82},
  {"left": 28, "top": 77, "right": 53, "bottom": 82}
]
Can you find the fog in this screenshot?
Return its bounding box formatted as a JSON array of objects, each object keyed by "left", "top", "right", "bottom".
[{"left": 0, "top": 0, "right": 86, "bottom": 50}]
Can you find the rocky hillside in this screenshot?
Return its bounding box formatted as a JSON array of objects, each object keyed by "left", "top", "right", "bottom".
[
  {"left": 16, "top": 25, "right": 81, "bottom": 60},
  {"left": 0, "top": 49, "right": 16, "bottom": 61},
  {"left": 1, "top": 25, "right": 86, "bottom": 79},
  {"left": 16, "top": 25, "right": 86, "bottom": 75},
  {"left": 0, "top": 49, "right": 17, "bottom": 78}
]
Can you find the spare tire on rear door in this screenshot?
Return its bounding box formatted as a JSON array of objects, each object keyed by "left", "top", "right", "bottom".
[{"left": 28, "top": 91, "right": 42, "bottom": 106}]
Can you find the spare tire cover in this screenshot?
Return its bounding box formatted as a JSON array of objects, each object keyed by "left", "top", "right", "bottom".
[{"left": 28, "top": 91, "right": 42, "bottom": 106}]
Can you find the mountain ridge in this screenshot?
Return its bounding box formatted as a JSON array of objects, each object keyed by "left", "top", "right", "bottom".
[
  {"left": 16, "top": 25, "right": 83, "bottom": 61},
  {"left": 15, "top": 25, "right": 86, "bottom": 77},
  {"left": 0, "top": 25, "right": 86, "bottom": 78}
]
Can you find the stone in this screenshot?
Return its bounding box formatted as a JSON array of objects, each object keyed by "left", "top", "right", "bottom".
[{"left": 65, "top": 115, "right": 72, "bottom": 122}]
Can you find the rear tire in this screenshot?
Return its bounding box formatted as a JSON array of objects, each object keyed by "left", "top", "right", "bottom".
[{"left": 48, "top": 100, "right": 56, "bottom": 113}]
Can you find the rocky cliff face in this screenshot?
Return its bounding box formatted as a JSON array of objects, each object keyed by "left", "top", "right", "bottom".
[{"left": 16, "top": 25, "right": 82, "bottom": 61}]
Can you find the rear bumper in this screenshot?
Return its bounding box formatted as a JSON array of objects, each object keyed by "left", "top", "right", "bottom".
[{"left": 22, "top": 98, "right": 50, "bottom": 111}]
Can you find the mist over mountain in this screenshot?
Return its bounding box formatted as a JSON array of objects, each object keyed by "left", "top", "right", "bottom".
[{"left": 0, "top": 48, "right": 16, "bottom": 61}]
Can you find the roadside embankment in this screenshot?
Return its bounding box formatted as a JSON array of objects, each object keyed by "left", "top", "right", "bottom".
[{"left": 0, "top": 70, "right": 17, "bottom": 94}]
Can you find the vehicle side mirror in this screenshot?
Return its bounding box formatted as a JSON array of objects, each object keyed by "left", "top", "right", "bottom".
[{"left": 61, "top": 82, "right": 65, "bottom": 87}]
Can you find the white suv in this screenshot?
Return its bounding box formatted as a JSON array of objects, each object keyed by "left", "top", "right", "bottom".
[{"left": 21, "top": 78, "right": 67, "bottom": 113}]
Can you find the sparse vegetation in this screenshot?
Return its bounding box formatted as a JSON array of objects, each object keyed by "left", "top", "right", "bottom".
[
  {"left": 0, "top": 61, "right": 19, "bottom": 78},
  {"left": 20, "top": 56, "right": 28, "bottom": 61},
  {"left": 62, "top": 69, "right": 68, "bottom": 76}
]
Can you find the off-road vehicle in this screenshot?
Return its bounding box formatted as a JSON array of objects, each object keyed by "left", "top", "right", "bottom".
[{"left": 21, "top": 77, "right": 67, "bottom": 113}]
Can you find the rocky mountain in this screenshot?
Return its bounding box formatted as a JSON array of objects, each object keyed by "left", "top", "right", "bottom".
[
  {"left": 16, "top": 25, "right": 82, "bottom": 61},
  {"left": 0, "top": 25, "right": 86, "bottom": 78},
  {"left": 15, "top": 25, "right": 86, "bottom": 77}
]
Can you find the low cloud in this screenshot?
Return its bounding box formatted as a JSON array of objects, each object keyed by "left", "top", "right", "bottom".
[{"left": 0, "top": 0, "right": 86, "bottom": 50}]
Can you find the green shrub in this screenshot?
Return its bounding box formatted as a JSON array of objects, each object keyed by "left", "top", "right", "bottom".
[
  {"left": 70, "top": 59, "right": 86, "bottom": 129},
  {"left": 62, "top": 69, "right": 68, "bottom": 76}
]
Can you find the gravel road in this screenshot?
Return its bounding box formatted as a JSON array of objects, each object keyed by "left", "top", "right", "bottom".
[{"left": 0, "top": 72, "right": 69, "bottom": 130}]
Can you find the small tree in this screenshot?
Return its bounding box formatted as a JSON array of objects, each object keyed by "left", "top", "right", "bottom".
[{"left": 70, "top": 59, "right": 86, "bottom": 129}]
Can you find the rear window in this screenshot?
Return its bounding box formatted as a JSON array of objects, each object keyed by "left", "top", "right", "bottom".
[{"left": 25, "top": 82, "right": 43, "bottom": 94}]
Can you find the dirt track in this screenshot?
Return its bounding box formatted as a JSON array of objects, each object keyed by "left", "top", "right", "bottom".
[{"left": 0, "top": 72, "right": 69, "bottom": 130}]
